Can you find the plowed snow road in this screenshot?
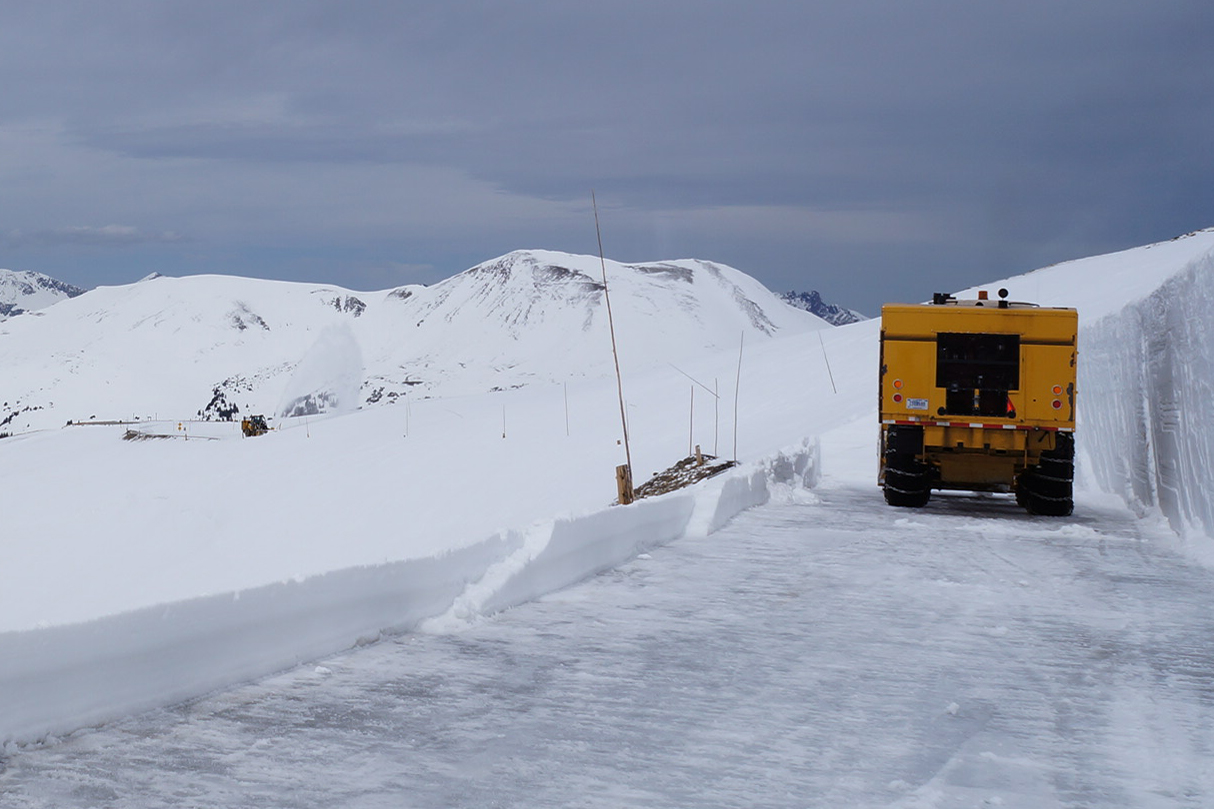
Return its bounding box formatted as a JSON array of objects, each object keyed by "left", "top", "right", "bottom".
[{"left": 4, "top": 445, "right": 1214, "bottom": 807}]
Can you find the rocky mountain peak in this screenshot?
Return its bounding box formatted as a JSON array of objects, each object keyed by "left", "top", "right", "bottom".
[{"left": 0, "top": 269, "right": 87, "bottom": 320}]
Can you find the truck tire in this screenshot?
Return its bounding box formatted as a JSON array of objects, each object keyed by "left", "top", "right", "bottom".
[
  {"left": 883, "top": 425, "right": 931, "bottom": 507},
  {"left": 883, "top": 460, "right": 931, "bottom": 508},
  {"left": 1018, "top": 459, "right": 1073, "bottom": 516},
  {"left": 1024, "top": 484, "right": 1073, "bottom": 517},
  {"left": 1027, "top": 463, "right": 1072, "bottom": 499}
]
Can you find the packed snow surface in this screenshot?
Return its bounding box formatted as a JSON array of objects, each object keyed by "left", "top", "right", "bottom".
[{"left": 2, "top": 231, "right": 1214, "bottom": 753}]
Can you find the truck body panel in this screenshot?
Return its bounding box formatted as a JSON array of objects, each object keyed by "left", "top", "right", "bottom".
[{"left": 878, "top": 294, "right": 1077, "bottom": 514}]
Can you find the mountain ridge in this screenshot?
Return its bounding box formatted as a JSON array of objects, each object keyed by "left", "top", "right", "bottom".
[
  {"left": 778, "top": 289, "right": 867, "bottom": 325},
  {"left": 0, "top": 268, "right": 86, "bottom": 320},
  {"left": 0, "top": 249, "right": 829, "bottom": 433}
]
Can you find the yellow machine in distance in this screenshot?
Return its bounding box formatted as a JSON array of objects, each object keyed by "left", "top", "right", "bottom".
[
  {"left": 879, "top": 289, "right": 1077, "bottom": 515},
  {"left": 241, "top": 414, "right": 270, "bottom": 438}
]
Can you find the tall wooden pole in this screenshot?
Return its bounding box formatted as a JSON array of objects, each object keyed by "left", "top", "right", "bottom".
[{"left": 593, "top": 192, "right": 633, "bottom": 501}]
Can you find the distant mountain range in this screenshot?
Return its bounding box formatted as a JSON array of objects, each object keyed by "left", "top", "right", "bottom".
[
  {"left": 777, "top": 290, "right": 867, "bottom": 325},
  {"left": 0, "top": 269, "right": 86, "bottom": 319},
  {"left": 0, "top": 250, "right": 832, "bottom": 433}
]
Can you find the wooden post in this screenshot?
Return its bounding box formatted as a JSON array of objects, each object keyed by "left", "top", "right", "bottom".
[{"left": 616, "top": 464, "right": 635, "bottom": 505}]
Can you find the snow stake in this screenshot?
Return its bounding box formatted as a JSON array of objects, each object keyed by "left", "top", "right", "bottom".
[{"left": 594, "top": 191, "right": 635, "bottom": 504}]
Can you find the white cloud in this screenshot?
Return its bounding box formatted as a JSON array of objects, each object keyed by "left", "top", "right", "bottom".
[{"left": 6, "top": 225, "right": 185, "bottom": 247}]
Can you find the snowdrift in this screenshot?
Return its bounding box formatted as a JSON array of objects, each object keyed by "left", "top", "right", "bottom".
[{"left": 0, "top": 440, "right": 819, "bottom": 744}]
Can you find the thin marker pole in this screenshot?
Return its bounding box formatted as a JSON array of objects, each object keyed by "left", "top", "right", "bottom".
[
  {"left": 714, "top": 377, "right": 719, "bottom": 457},
  {"left": 594, "top": 191, "right": 632, "bottom": 477},
  {"left": 819, "top": 331, "right": 837, "bottom": 394},
  {"left": 688, "top": 384, "right": 694, "bottom": 457},
  {"left": 668, "top": 362, "right": 718, "bottom": 397},
  {"left": 733, "top": 331, "right": 744, "bottom": 462}
]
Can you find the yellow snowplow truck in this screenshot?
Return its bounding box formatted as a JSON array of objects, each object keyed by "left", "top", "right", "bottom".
[
  {"left": 241, "top": 414, "right": 270, "bottom": 438},
  {"left": 879, "top": 289, "right": 1077, "bottom": 516}
]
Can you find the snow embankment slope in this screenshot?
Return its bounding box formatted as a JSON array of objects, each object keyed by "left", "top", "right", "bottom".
[
  {"left": 1, "top": 442, "right": 820, "bottom": 745},
  {"left": 959, "top": 228, "right": 1214, "bottom": 545},
  {"left": 1082, "top": 250, "right": 1214, "bottom": 542}
]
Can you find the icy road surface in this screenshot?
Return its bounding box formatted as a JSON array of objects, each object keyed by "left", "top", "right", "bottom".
[{"left": 4, "top": 488, "right": 1214, "bottom": 806}]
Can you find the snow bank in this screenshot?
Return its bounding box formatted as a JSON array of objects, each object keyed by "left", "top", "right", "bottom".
[
  {"left": 0, "top": 534, "right": 512, "bottom": 745},
  {"left": 0, "top": 439, "right": 819, "bottom": 745},
  {"left": 473, "top": 438, "right": 821, "bottom": 619},
  {"left": 956, "top": 228, "right": 1214, "bottom": 545},
  {"left": 1080, "top": 250, "right": 1214, "bottom": 540}
]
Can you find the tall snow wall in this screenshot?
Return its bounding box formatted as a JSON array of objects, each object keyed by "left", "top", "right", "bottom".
[{"left": 1080, "top": 251, "right": 1214, "bottom": 539}]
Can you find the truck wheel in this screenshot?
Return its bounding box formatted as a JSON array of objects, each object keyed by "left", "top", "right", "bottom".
[
  {"left": 1024, "top": 487, "right": 1073, "bottom": 517},
  {"left": 1019, "top": 465, "right": 1073, "bottom": 516},
  {"left": 1019, "top": 434, "right": 1074, "bottom": 516},
  {"left": 882, "top": 425, "right": 930, "bottom": 507},
  {"left": 1028, "top": 462, "right": 1073, "bottom": 499},
  {"left": 884, "top": 463, "right": 931, "bottom": 507}
]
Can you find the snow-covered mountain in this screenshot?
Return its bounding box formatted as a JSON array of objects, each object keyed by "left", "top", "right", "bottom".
[
  {"left": 778, "top": 289, "right": 867, "bottom": 325},
  {"left": 0, "top": 268, "right": 86, "bottom": 320},
  {"left": 0, "top": 250, "right": 828, "bottom": 432}
]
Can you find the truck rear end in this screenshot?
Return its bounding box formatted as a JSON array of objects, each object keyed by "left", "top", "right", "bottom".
[{"left": 879, "top": 290, "right": 1077, "bottom": 515}]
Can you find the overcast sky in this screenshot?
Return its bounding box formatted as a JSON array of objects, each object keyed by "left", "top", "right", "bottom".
[{"left": 1, "top": 1, "right": 1211, "bottom": 314}]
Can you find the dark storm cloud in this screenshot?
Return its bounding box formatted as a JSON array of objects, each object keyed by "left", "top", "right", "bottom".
[{"left": 0, "top": 0, "right": 1211, "bottom": 312}]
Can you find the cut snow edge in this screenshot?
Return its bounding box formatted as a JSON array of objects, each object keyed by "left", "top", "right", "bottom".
[{"left": 0, "top": 437, "right": 820, "bottom": 746}]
